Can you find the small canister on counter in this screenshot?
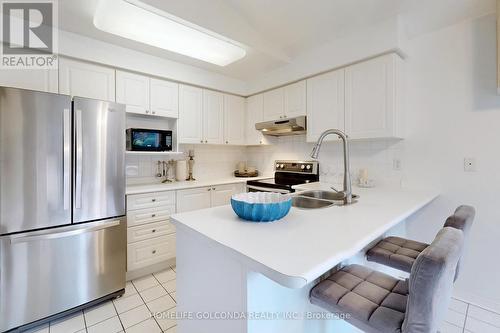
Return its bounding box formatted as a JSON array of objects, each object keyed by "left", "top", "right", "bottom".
[{"left": 176, "top": 160, "right": 187, "bottom": 181}]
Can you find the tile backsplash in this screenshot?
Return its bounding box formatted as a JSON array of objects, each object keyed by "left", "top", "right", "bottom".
[{"left": 127, "top": 135, "right": 405, "bottom": 188}]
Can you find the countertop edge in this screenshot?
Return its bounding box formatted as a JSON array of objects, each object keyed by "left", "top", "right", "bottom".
[{"left": 126, "top": 176, "right": 273, "bottom": 195}]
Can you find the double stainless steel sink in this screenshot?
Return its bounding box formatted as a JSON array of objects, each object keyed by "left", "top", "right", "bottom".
[{"left": 292, "top": 190, "right": 359, "bottom": 209}]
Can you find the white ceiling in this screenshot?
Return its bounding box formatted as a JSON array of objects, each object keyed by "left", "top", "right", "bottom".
[{"left": 58, "top": 0, "right": 495, "bottom": 81}]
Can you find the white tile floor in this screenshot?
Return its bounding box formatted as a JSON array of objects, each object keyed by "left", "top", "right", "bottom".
[
  {"left": 440, "top": 298, "right": 500, "bottom": 333},
  {"left": 21, "top": 263, "right": 500, "bottom": 333},
  {"left": 25, "top": 265, "right": 177, "bottom": 333}
]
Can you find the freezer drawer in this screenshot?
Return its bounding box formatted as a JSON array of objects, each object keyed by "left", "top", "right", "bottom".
[
  {"left": 73, "top": 97, "right": 126, "bottom": 223},
  {"left": 0, "top": 218, "right": 126, "bottom": 332}
]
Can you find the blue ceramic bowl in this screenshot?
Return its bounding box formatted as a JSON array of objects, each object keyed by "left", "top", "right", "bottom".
[{"left": 231, "top": 192, "right": 292, "bottom": 222}]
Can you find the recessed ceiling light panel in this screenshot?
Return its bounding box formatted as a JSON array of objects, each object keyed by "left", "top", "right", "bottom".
[{"left": 93, "top": 0, "right": 247, "bottom": 66}]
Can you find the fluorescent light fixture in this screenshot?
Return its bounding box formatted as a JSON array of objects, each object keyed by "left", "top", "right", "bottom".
[{"left": 93, "top": 0, "right": 247, "bottom": 66}]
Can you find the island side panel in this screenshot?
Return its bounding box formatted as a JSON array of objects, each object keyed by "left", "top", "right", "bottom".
[{"left": 176, "top": 226, "right": 248, "bottom": 333}]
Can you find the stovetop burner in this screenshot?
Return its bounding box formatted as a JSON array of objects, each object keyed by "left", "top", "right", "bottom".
[{"left": 246, "top": 160, "right": 319, "bottom": 193}]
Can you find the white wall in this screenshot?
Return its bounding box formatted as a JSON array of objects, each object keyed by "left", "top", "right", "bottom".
[
  {"left": 402, "top": 13, "right": 500, "bottom": 312},
  {"left": 248, "top": 13, "right": 500, "bottom": 313}
]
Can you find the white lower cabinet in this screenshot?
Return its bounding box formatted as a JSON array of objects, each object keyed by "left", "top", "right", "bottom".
[
  {"left": 126, "top": 191, "right": 176, "bottom": 272},
  {"left": 126, "top": 182, "right": 245, "bottom": 272},
  {"left": 212, "top": 183, "right": 244, "bottom": 207},
  {"left": 177, "top": 183, "right": 245, "bottom": 213},
  {"left": 127, "top": 234, "right": 176, "bottom": 271}
]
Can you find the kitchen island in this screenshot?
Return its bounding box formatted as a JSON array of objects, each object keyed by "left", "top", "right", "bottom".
[{"left": 171, "top": 183, "right": 439, "bottom": 333}]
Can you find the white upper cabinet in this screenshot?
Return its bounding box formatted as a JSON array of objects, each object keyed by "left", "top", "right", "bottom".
[
  {"left": 116, "top": 71, "right": 149, "bottom": 114},
  {"left": 263, "top": 81, "right": 306, "bottom": 121},
  {"left": 223, "top": 94, "right": 246, "bottom": 145},
  {"left": 284, "top": 80, "right": 306, "bottom": 118},
  {"left": 245, "top": 94, "right": 268, "bottom": 145},
  {"left": 178, "top": 84, "right": 203, "bottom": 144},
  {"left": 0, "top": 68, "right": 58, "bottom": 93},
  {"left": 202, "top": 90, "right": 224, "bottom": 144},
  {"left": 59, "top": 58, "right": 115, "bottom": 101},
  {"left": 345, "top": 53, "right": 402, "bottom": 139},
  {"left": 116, "top": 71, "right": 178, "bottom": 118},
  {"left": 150, "top": 78, "right": 179, "bottom": 118},
  {"left": 263, "top": 88, "right": 284, "bottom": 121},
  {"left": 306, "top": 69, "right": 345, "bottom": 142}
]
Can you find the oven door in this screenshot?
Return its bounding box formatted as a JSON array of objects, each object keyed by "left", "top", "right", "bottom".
[{"left": 246, "top": 185, "right": 292, "bottom": 194}]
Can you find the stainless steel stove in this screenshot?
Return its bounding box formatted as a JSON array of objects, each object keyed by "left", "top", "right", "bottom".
[{"left": 246, "top": 160, "right": 319, "bottom": 193}]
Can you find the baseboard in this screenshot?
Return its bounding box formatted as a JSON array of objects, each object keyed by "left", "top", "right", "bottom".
[{"left": 126, "top": 258, "right": 176, "bottom": 281}]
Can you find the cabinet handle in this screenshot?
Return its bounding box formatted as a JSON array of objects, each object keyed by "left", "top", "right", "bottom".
[
  {"left": 212, "top": 187, "right": 216, "bottom": 190},
  {"left": 152, "top": 111, "right": 156, "bottom": 115},
  {"left": 225, "top": 141, "right": 229, "bottom": 144},
  {"left": 200, "top": 140, "right": 203, "bottom": 143},
  {"left": 151, "top": 214, "right": 156, "bottom": 217},
  {"left": 145, "top": 110, "right": 149, "bottom": 114},
  {"left": 207, "top": 188, "right": 211, "bottom": 191},
  {"left": 151, "top": 199, "right": 156, "bottom": 202},
  {"left": 205, "top": 140, "right": 208, "bottom": 143},
  {"left": 152, "top": 250, "right": 156, "bottom": 254},
  {"left": 259, "top": 140, "right": 263, "bottom": 144},
  {"left": 152, "top": 229, "right": 156, "bottom": 233}
]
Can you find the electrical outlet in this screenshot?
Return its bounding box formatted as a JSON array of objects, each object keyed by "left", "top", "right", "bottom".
[
  {"left": 393, "top": 159, "right": 402, "bottom": 171},
  {"left": 464, "top": 158, "right": 476, "bottom": 172}
]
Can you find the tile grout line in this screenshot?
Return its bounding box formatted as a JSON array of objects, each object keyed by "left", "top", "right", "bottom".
[
  {"left": 131, "top": 274, "right": 163, "bottom": 332},
  {"left": 81, "top": 309, "right": 89, "bottom": 333},
  {"left": 462, "top": 303, "right": 469, "bottom": 333},
  {"left": 150, "top": 272, "right": 176, "bottom": 331},
  {"left": 151, "top": 272, "right": 176, "bottom": 304},
  {"left": 111, "top": 298, "right": 127, "bottom": 333}
]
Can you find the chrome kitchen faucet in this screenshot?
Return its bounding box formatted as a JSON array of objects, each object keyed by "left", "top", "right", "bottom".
[{"left": 310, "top": 129, "right": 353, "bottom": 204}]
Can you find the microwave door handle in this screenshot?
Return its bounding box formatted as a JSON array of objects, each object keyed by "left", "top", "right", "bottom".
[
  {"left": 63, "top": 109, "right": 71, "bottom": 210},
  {"left": 75, "top": 109, "right": 83, "bottom": 209}
]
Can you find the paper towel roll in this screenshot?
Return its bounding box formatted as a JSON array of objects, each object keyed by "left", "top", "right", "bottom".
[{"left": 176, "top": 160, "right": 187, "bottom": 181}]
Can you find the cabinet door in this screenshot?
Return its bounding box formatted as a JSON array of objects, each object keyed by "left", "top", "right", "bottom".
[
  {"left": 245, "top": 94, "right": 268, "bottom": 145},
  {"left": 263, "top": 88, "right": 284, "bottom": 121},
  {"left": 202, "top": 90, "right": 224, "bottom": 144},
  {"left": 176, "top": 187, "right": 211, "bottom": 213},
  {"left": 150, "top": 79, "right": 179, "bottom": 118},
  {"left": 223, "top": 94, "right": 245, "bottom": 145},
  {"left": 59, "top": 58, "right": 115, "bottom": 101},
  {"left": 116, "top": 70, "right": 150, "bottom": 115},
  {"left": 178, "top": 84, "right": 203, "bottom": 144},
  {"left": 284, "top": 80, "right": 306, "bottom": 118},
  {"left": 306, "top": 69, "right": 345, "bottom": 142},
  {"left": 0, "top": 68, "right": 57, "bottom": 93},
  {"left": 345, "top": 54, "right": 398, "bottom": 139},
  {"left": 211, "top": 183, "right": 243, "bottom": 207}
]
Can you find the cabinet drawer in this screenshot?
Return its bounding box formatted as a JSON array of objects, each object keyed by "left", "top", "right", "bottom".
[
  {"left": 127, "top": 234, "right": 176, "bottom": 271},
  {"left": 127, "top": 191, "right": 175, "bottom": 210},
  {"left": 127, "top": 205, "right": 175, "bottom": 227},
  {"left": 127, "top": 220, "right": 175, "bottom": 243}
]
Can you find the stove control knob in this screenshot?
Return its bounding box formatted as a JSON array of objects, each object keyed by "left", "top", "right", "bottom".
[
  {"left": 276, "top": 163, "right": 280, "bottom": 169},
  {"left": 300, "top": 165, "right": 305, "bottom": 170},
  {"left": 306, "top": 165, "right": 312, "bottom": 170},
  {"left": 280, "top": 164, "right": 285, "bottom": 169}
]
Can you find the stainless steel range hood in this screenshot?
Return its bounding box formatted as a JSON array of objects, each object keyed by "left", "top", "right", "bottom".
[{"left": 255, "top": 116, "right": 307, "bottom": 136}]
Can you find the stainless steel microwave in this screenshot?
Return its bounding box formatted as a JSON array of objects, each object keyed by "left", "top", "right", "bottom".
[{"left": 126, "top": 128, "right": 172, "bottom": 151}]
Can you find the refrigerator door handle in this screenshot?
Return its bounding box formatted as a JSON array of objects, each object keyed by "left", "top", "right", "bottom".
[
  {"left": 63, "top": 109, "right": 71, "bottom": 210},
  {"left": 8, "top": 220, "right": 121, "bottom": 244},
  {"left": 75, "top": 109, "right": 83, "bottom": 209}
]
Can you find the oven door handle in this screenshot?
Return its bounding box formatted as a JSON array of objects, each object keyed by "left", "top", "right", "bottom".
[{"left": 246, "top": 185, "right": 291, "bottom": 194}]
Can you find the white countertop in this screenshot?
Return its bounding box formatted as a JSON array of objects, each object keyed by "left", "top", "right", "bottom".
[
  {"left": 171, "top": 182, "right": 439, "bottom": 288},
  {"left": 126, "top": 176, "right": 273, "bottom": 195}
]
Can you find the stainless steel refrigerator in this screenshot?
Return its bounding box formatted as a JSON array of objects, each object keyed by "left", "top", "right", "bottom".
[{"left": 0, "top": 87, "right": 126, "bottom": 332}]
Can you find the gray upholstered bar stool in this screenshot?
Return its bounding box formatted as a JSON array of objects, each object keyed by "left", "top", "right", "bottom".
[
  {"left": 366, "top": 205, "right": 475, "bottom": 275},
  {"left": 310, "top": 227, "right": 464, "bottom": 333}
]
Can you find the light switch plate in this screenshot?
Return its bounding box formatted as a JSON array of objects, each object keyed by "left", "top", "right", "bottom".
[{"left": 464, "top": 158, "right": 476, "bottom": 172}]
